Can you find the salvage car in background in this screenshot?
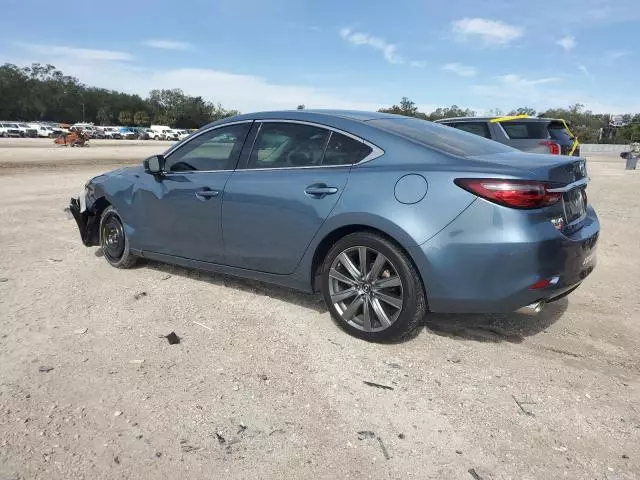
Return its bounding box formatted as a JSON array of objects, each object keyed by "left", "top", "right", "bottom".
[
  {"left": 69, "top": 110, "right": 599, "bottom": 341},
  {"left": 28, "top": 123, "right": 57, "bottom": 138},
  {"left": 0, "top": 122, "right": 23, "bottom": 137},
  {"left": 436, "top": 115, "right": 580, "bottom": 156}
]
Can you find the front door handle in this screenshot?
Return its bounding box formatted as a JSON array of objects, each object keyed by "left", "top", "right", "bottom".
[
  {"left": 304, "top": 184, "right": 338, "bottom": 198},
  {"left": 195, "top": 188, "right": 220, "bottom": 200}
]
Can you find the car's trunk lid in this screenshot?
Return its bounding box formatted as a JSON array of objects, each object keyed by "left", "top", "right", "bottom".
[
  {"left": 469, "top": 151, "right": 587, "bottom": 184},
  {"left": 470, "top": 151, "right": 589, "bottom": 230}
]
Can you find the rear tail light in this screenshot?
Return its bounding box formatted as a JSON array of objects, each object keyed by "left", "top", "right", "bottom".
[
  {"left": 539, "top": 140, "right": 560, "bottom": 155},
  {"left": 454, "top": 179, "right": 563, "bottom": 209},
  {"left": 529, "top": 276, "right": 560, "bottom": 290}
]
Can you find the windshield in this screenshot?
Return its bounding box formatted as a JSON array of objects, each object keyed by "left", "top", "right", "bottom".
[{"left": 369, "top": 117, "right": 514, "bottom": 157}]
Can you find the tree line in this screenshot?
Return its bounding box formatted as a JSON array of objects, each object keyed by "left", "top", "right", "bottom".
[
  {"left": 0, "top": 63, "right": 239, "bottom": 128},
  {"left": 1, "top": 63, "right": 638, "bottom": 142}
]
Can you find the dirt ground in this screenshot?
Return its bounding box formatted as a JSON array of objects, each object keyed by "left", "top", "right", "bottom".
[{"left": 0, "top": 141, "right": 638, "bottom": 480}]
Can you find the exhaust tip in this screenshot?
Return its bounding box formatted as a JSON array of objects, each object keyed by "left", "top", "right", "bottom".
[{"left": 526, "top": 301, "right": 545, "bottom": 313}]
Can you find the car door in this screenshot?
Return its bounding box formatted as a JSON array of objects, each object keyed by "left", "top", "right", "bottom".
[
  {"left": 132, "top": 122, "right": 251, "bottom": 263},
  {"left": 221, "top": 121, "right": 375, "bottom": 274}
]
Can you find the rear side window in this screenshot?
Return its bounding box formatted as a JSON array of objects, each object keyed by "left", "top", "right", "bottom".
[
  {"left": 324, "top": 132, "right": 372, "bottom": 165},
  {"left": 370, "top": 117, "right": 513, "bottom": 157},
  {"left": 548, "top": 122, "right": 574, "bottom": 143},
  {"left": 248, "top": 123, "right": 330, "bottom": 168},
  {"left": 452, "top": 122, "right": 491, "bottom": 139},
  {"left": 499, "top": 121, "right": 547, "bottom": 139}
]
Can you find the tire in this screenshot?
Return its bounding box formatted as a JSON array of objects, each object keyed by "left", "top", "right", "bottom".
[
  {"left": 99, "top": 206, "right": 137, "bottom": 268},
  {"left": 320, "top": 232, "right": 426, "bottom": 341}
]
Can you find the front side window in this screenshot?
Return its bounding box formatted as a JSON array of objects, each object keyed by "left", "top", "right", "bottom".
[
  {"left": 165, "top": 123, "right": 250, "bottom": 172},
  {"left": 247, "top": 123, "right": 330, "bottom": 169}
]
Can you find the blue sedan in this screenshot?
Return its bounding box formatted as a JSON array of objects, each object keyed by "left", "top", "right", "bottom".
[{"left": 68, "top": 110, "right": 599, "bottom": 341}]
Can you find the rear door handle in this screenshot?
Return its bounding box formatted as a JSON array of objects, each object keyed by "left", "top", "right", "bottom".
[
  {"left": 304, "top": 184, "right": 338, "bottom": 197},
  {"left": 195, "top": 189, "right": 220, "bottom": 200}
]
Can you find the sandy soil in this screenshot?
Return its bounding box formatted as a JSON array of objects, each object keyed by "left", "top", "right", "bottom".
[
  {"left": 0, "top": 138, "right": 173, "bottom": 171},
  {"left": 0, "top": 142, "right": 638, "bottom": 480}
]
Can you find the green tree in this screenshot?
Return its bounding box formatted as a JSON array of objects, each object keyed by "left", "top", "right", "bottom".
[
  {"left": 133, "top": 110, "right": 150, "bottom": 126},
  {"left": 96, "top": 107, "right": 112, "bottom": 125},
  {"left": 379, "top": 97, "right": 424, "bottom": 118},
  {"left": 508, "top": 107, "right": 537, "bottom": 116},
  {"left": 427, "top": 105, "right": 476, "bottom": 121},
  {"left": 118, "top": 110, "right": 132, "bottom": 125}
]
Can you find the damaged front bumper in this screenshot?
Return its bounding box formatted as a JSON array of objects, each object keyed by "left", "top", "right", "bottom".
[{"left": 68, "top": 195, "right": 100, "bottom": 247}]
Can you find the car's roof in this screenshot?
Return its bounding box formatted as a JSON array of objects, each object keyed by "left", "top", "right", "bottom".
[{"left": 216, "top": 109, "right": 398, "bottom": 124}]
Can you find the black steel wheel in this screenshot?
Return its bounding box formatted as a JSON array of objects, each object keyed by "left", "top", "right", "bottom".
[{"left": 99, "top": 206, "right": 137, "bottom": 268}]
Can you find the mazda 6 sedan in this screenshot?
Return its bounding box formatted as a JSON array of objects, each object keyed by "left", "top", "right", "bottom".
[{"left": 69, "top": 110, "right": 599, "bottom": 341}]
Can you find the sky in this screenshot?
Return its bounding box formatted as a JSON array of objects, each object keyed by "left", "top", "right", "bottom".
[{"left": 0, "top": 0, "right": 638, "bottom": 114}]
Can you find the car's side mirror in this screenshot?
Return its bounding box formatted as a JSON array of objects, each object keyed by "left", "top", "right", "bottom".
[{"left": 144, "top": 154, "right": 165, "bottom": 174}]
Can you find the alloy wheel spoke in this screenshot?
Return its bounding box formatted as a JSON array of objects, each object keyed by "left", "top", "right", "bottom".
[
  {"left": 331, "top": 287, "right": 358, "bottom": 304},
  {"left": 362, "top": 299, "right": 372, "bottom": 332},
  {"left": 371, "top": 298, "right": 391, "bottom": 327},
  {"left": 343, "top": 296, "right": 364, "bottom": 320},
  {"left": 358, "top": 247, "right": 368, "bottom": 279},
  {"left": 368, "top": 252, "right": 386, "bottom": 281},
  {"left": 374, "top": 291, "right": 403, "bottom": 309},
  {"left": 373, "top": 275, "right": 401, "bottom": 289},
  {"left": 338, "top": 252, "right": 361, "bottom": 281},
  {"left": 329, "top": 268, "right": 357, "bottom": 286}
]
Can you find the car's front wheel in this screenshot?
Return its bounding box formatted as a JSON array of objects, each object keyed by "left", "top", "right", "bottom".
[
  {"left": 99, "top": 206, "right": 137, "bottom": 268},
  {"left": 321, "top": 232, "right": 426, "bottom": 341}
]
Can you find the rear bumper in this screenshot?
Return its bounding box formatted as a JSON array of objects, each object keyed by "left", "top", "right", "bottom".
[{"left": 409, "top": 200, "right": 599, "bottom": 313}]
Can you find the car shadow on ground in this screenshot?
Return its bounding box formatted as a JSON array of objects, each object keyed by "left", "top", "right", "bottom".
[
  {"left": 424, "top": 297, "right": 569, "bottom": 344},
  {"left": 140, "top": 257, "right": 329, "bottom": 314},
  {"left": 126, "top": 253, "right": 569, "bottom": 344}
]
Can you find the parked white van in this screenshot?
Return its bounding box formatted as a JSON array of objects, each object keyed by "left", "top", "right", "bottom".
[{"left": 150, "top": 125, "right": 172, "bottom": 140}]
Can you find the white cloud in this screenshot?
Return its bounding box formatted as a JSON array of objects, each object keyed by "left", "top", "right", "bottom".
[
  {"left": 586, "top": 5, "right": 614, "bottom": 19},
  {"left": 3, "top": 51, "right": 384, "bottom": 112},
  {"left": 605, "top": 50, "right": 630, "bottom": 60},
  {"left": 452, "top": 18, "right": 523, "bottom": 45},
  {"left": 442, "top": 62, "right": 477, "bottom": 77},
  {"left": 339, "top": 28, "right": 403, "bottom": 64},
  {"left": 556, "top": 35, "right": 576, "bottom": 51},
  {"left": 497, "top": 74, "right": 560, "bottom": 87},
  {"left": 471, "top": 74, "right": 563, "bottom": 108},
  {"left": 141, "top": 39, "right": 192, "bottom": 50},
  {"left": 578, "top": 64, "right": 591, "bottom": 77},
  {"left": 14, "top": 42, "right": 133, "bottom": 61},
  {"left": 410, "top": 61, "right": 426, "bottom": 68}
]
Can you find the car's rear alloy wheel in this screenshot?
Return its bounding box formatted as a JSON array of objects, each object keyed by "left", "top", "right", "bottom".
[
  {"left": 329, "top": 246, "right": 404, "bottom": 331},
  {"left": 322, "top": 232, "right": 426, "bottom": 341},
  {"left": 99, "top": 206, "right": 137, "bottom": 268}
]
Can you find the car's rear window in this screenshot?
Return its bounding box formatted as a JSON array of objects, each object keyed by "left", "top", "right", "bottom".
[
  {"left": 499, "top": 121, "right": 548, "bottom": 139},
  {"left": 548, "top": 122, "right": 574, "bottom": 143},
  {"left": 369, "top": 117, "right": 514, "bottom": 157}
]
